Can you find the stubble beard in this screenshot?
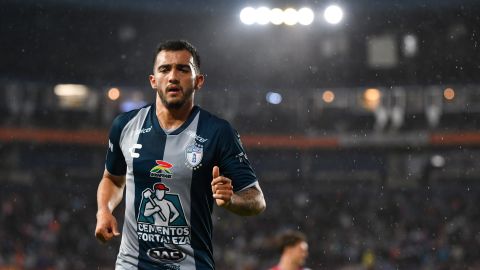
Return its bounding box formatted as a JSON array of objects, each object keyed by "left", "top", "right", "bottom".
[{"left": 158, "top": 88, "right": 194, "bottom": 110}]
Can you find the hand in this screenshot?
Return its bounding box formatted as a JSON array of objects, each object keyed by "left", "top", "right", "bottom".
[
  {"left": 95, "top": 210, "right": 120, "bottom": 243},
  {"left": 211, "top": 166, "right": 234, "bottom": 207}
]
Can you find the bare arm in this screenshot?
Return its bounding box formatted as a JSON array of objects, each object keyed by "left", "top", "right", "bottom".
[
  {"left": 211, "top": 166, "right": 266, "bottom": 216},
  {"left": 95, "top": 169, "right": 126, "bottom": 242},
  {"left": 225, "top": 183, "right": 266, "bottom": 216}
]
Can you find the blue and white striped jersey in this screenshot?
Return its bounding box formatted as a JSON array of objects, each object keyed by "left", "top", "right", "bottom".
[{"left": 105, "top": 104, "right": 257, "bottom": 270}]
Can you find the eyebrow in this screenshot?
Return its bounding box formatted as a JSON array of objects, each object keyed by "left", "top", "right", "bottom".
[{"left": 157, "top": 63, "right": 192, "bottom": 70}]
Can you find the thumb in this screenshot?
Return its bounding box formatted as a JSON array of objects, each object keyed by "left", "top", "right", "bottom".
[
  {"left": 212, "top": 166, "right": 220, "bottom": 179},
  {"left": 112, "top": 222, "right": 120, "bottom": 236}
]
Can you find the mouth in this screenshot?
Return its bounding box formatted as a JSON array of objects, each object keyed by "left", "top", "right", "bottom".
[{"left": 166, "top": 85, "right": 182, "bottom": 93}]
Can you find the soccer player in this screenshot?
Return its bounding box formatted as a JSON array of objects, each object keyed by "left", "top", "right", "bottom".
[
  {"left": 269, "top": 230, "right": 310, "bottom": 270},
  {"left": 95, "top": 40, "right": 266, "bottom": 269}
]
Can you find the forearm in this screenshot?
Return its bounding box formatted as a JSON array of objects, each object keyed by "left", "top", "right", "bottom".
[
  {"left": 97, "top": 176, "right": 125, "bottom": 214},
  {"left": 224, "top": 185, "right": 266, "bottom": 216}
]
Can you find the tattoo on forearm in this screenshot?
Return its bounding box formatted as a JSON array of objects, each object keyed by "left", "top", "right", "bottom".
[{"left": 228, "top": 186, "right": 266, "bottom": 216}]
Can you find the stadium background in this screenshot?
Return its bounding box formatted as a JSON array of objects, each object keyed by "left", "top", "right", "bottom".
[{"left": 1, "top": 0, "right": 480, "bottom": 269}]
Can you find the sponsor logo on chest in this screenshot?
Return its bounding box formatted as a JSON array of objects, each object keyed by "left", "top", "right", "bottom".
[{"left": 150, "top": 160, "right": 173, "bottom": 179}]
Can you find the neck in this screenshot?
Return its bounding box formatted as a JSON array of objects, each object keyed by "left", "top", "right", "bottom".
[
  {"left": 278, "top": 256, "right": 300, "bottom": 270},
  {"left": 155, "top": 98, "right": 194, "bottom": 131}
]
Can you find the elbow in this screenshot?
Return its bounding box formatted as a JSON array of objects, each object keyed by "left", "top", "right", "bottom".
[
  {"left": 257, "top": 197, "right": 266, "bottom": 214},
  {"left": 247, "top": 196, "right": 266, "bottom": 216}
]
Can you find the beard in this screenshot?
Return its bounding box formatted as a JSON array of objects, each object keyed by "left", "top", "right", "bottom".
[{"left": 157, "top": 87, "right": 194, "bottom": 110}]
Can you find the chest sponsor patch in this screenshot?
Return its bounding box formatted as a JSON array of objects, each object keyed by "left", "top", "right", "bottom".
[{"left": 150, "top": 160, "right": 173, "bottom": 179}]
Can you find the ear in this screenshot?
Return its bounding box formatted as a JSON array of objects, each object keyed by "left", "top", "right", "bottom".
[
  {"left": 149, "top": 74, "right": 157, "bottom": 89},
  {"left": 194, "top": 74, "right": 205, "bottom": 90}
]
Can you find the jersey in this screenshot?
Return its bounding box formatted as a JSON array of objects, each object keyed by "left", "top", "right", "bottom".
[{"left": 105, "top": 104, "right": 258, "bottom": 270}]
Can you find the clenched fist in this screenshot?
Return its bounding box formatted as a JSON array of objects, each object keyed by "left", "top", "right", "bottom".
[{"left": 211, "top": 166, "right": 234, "bottom": 207}]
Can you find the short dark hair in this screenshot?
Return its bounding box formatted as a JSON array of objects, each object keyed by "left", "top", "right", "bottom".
[
  {"left": 152, "top": 40, "right": 201, "bottom": 72},
  {"left": 278, "top": 230, "right": 307, "bottom": 253}
]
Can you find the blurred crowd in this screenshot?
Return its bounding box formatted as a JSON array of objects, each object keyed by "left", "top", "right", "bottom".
[{"left": 1, "top": 168, "right": 479, "bottom": 269}]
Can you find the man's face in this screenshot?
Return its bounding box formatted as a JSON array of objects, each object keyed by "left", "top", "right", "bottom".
[
  {"left": 149, "top": 50, "right": 204, "bottom": 110},
  {"left": 289, "top": 241, "right": 309, "bottom": 266}
]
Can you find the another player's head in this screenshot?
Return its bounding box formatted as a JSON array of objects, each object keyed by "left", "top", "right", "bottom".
[
  {"left": 278, "top": 230, "right": 309, "bottom": 267},
  {"left": 149, "top": 40, "right": 204, "bottom": 110}
]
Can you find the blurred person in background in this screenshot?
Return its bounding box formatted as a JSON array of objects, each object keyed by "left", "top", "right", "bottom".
[
  {"left": 269, "top": 230, "right": 310, "bottom": 270},
  {"left": 94, "top": 40, "right": 266, "bottom": 269}
]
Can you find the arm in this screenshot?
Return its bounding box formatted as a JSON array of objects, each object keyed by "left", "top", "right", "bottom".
[
  {"left": 211, "top": 166, "right": 266, "bottom": 216},
  {"left": 95, "top": 169, "right": 126, "bottom": 243}
]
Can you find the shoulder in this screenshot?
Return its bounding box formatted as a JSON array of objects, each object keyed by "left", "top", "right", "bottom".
[
  {"left": 197, "top": 107, "right": 234, "bottom": 133},
  {"left": 111, "top": 104, "right": 152, "bottom": 130},
  {"left": 198, "top": 107, "right": 229, "bottom": 126}
]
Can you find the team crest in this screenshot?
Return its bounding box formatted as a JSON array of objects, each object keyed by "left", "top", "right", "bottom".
[{"left": 185, "top": 144, "right": 203, "bottom": 169}]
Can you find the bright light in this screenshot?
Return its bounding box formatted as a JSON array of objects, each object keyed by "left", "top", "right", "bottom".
[
  {"left": 430, "top": 155, "right": 445, "bottom": 168},
  {"left": 443, "top": 87, "right": 455, "bottom": 100},
  {"left": 240, "top": 7, "right": 256, "bottom": 25},
  {"left": 269, "top": 8, "right": 284, "bottom": 25},
  {"left": 403, "top": 34, "right": 418, "bottom": 57},
  {"left": 108, "top": 87, "right": 121, "bottom": 101},
  {"left": 363, "top": 88, "right": 381, "bottom": 111},
  {"left": 298, "top": 8, "right": 314, "bottom": 25},
  {"left": 54, "top": 84, "right": 88, "bottom": 97},
  {"left": 240, "top": 6, "right": 314, "bottom": 26},
  {"left": 266, "top": 92, "right": 282, "bottom": 104},
  {"left": 322, "top": 90, "right": 335, "bottom": 103},
  {"left": 283, "top": 8, "right": 298, "bottom": 26},
  {"left": 324, "top": 5, "right": 343, "bottom": 24},
  {"left": 255, "top": 7, "right": 271, "bottom": 25}
]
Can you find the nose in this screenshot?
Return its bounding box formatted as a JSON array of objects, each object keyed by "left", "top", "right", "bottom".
[{"left": 167, "top": 69, "right": 180, "bottom": 84}]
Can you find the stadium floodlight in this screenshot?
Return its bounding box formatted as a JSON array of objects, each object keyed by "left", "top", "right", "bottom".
[
  {"left": 255, "top": 7, "right": 271, "bottom": 25},
  {"left": 298, "top": 7, "right": 314, "bottom": 25},
  {"left": 283, "top": 8, "right": 298, "bottom": 26},
  {"left": 269, "top": 8, "right": 284, "bottom": 25},
  {"left": 266, "top": 92, "right": 282, "bottom": 104},
  {"left": 240, "top": 7, "right": 257, "bottom": 25},
  {"left": 324, "top": 5, "right": 343, "bottom": 24}
]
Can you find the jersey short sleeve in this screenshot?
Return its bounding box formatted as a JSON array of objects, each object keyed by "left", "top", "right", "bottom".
[
  {"left": 105, "top": 114, "right": 127, "bottom": 175},
  {"left": 216, "top": 121, "right": 257, "bottom": 192}
]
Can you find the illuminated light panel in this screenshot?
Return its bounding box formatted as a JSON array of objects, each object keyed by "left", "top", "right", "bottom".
[
  {"left": 443, "top": 87, "right": 455, "bottom": 100},
  {"left": 298, "top": 7, "right": 314, "bottom": 25},
  {"left": 322, "top": 90, "right": 335, "bottom": 103},
  {"left": 54, "top": 84, "right": 88, "bottom": 97},
  {"left": 324, "top": 5, "right": 343, "bottom": 24},
  {"left": 108, "top": 87, "right": 121, "bottom": 101}
]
